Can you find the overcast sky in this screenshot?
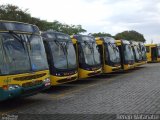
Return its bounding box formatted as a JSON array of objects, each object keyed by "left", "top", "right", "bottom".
[{"left": 1, "top": 0, "right": 160, "bottom": 43}]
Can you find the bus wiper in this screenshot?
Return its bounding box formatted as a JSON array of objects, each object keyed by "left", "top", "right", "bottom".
[
  {"left": 8, "top": 31, "right": 31, "bottom": 71},
  {"left": 84, "top": 41, "right": 93, "bottom": 52},
  {"left": 27, "top": 34, "right": 35, "bottom": 50},
  {"left": 109, "top": 43, "right": 117, "bottom": 52},
  {"left": 64, "top": 41, "right": 70, "bottom": 55},
  {"left": 110, "top": 44, "right": 119, "bottom": 62},
  {"left": 54, "top": 40, "right": 66, "bottom": 55},
  {"left": 113, "top": 45, "right": 119, "bottom": 52},
  {"left": 9, "top": 31, "right": 25, "bottom": 49},
  {"left": 114, "top": 45, "right": 119, "bottom": 52}
]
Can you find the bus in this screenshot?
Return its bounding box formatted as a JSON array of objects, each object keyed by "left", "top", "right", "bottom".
[
  {"left": 116, "top": 39, "right": 135, "bottom": 70},
  {"left": 96, "top": 37, "right": 121, "bottom": 73},
  {"left": 0, "top": 21, "right": 51, "bottom": 101},
  {"left": 130, "top": 41, "right": 143, "bottom": 66},
  {"left": 157, "top": 44, "right": 160, "bottom": 62},
  {"left": 71, "top": 35, "right": 102, "bottom": 79},
  {"left": 145, "top": 44, "right": 160, "bottom": 62},
  {"left": 42, "top": 31, "right": 78, "bottom": 85},
  {"left": 138, "top": 42, "right": 147, "bottom": 65}
]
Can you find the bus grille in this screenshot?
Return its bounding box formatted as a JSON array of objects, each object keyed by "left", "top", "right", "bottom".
[
  {"left": 88, "top": 71, "right": 101, "bottom": 76},
  {"left": 13, "top": 73, "right": 46, "bottom": 81},
  {"left": 22, "top": 80, "right": 43, "bottom": 87},
  {"left": 58, "top": 76, "right": 77, "bottom": 83},
  {"left": 112, "top": 67, "right": 121, "bottom": 71}
]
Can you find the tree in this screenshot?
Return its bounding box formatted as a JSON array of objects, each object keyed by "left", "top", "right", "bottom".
[
  {"left": 0, "top": 4, "right": 31, "bottom": 22},
  {"left": 91, "top": 32, "right": 112, "bottom": 37},
  {"left": 114, "top": 30, "right": 146, "bottom": 42},
  {"left": 0, "top": 4, "right": 86, "bottom": 34},
  {"left": 49, "top": 21, "right": 86, "bottom": 35}
]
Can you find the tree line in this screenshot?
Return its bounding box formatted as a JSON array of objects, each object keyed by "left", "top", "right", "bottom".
[
  {"left": 0, "top": 4, "right": 146, "bottom": 42},
  {"left": 91, "top": 31, "right": 146, "bottom": 42},
  {"left": 0, "top": 4, "right": 86, "bottom": 34}
]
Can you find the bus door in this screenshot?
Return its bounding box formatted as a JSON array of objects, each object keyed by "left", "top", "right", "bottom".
[
  {"left": 151, "top": 47, "right": 157, "bottom": 61},
  {"left": 117, "top": 45, "right": 124, "bottom": 69},
  {"left": 157, "top": 46, "right": 160, "bottom": 59},
  {"left": 97, "top": 44, "right": 104, "bottom": 65}
]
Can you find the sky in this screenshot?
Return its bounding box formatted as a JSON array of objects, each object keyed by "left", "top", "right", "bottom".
[{"left": 1, "top": 0, "right": 160, "bottom": 43}]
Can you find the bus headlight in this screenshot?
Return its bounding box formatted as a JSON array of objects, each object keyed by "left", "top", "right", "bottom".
[
  {"left": 43, "top": 78, "right": 51, "bottom": 86},
  {"left": 8, "top": 84, "right": 20, "bottom": 90}
]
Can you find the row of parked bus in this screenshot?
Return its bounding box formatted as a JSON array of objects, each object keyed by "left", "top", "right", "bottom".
[{"left": 0, "top": 21, "right": 148, "bottom": 101}]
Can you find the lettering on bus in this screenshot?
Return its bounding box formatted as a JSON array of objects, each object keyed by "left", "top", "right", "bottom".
[
  {"left": 22, "top": 80, "right": 42, "bottom": 87},
  {"left": 3, "top": 78, "right": 11, "bottom": 84}
]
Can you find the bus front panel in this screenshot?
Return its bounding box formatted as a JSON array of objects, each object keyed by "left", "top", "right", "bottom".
[
  {"left": 42, "top": 32, "right": 78, "bottom": 85},
  {"left": 72, "top": 35, "right": 102, "bottom": 79},
  {"left": 0, "top": 21, "right": 51, "bottom": 101},
  {"left": 96, "top": 38, "right": 121, "bottom": 73},
  {"left": 0, "top": 70, "right": 50, "bottom": 101},
  {"left": 116, "top": 40, "right": 135, "bottom": 70}
]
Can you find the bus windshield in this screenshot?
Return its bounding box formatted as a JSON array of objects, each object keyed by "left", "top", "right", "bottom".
[
  {"left": 0, "top": 33, "right": 48, "bottom": 75},
  {"left": 133, "top": 46, "right": 142, "bottom": 61},
  {"left": 107, "top": 43, "right": 121, "bottom": 63},
  {"left": 0, "top": 35, "right": 7, "bottom": 74},
  {"left": 140, "top": 44, "right": 147, "bottom": 59},
  {"left": 0, "top": 33, "right": 30, "bottom": 74},
  {"left": 28, "top": 35, "right": 49, "bottom": 71},
  {"left": 81, "top": 42, "right": 100, "bottom": 66},
  {"left": 66, "top": 42, "right": 77, "bottom": 69},
  {"left": 124, "top": 44, "right": 134, "bottom": 61},
  {"left": 93, "top": 42, "right": 101, "bottom": 65},
  {"left": 49, "top": 41, "right": 67, "bottom": 69},
  {"left": 49, "top": 40, "right": 77, "bottom": 70}
]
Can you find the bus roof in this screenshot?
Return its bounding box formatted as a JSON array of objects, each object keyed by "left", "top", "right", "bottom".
[
  {"left": 71, "top": 34, "right": 95, "bottom": 42},
  {"left": 97, "top": 37, "right": 116, "bottom": 44},
  {"left": 145, "top": 44, "right": 157, "bottom": 47},
  {"left": 130, "top": 41, "right": 139, "bottom": 45},
  {"left": 0, "top": 20, "right": 40, "bottom": 34},
  {"left": 42, "top": 31, "right": 71, "bottom": 41},
  {"left": 116, "top": 39, "right": 130, "bottom": 44},
  {"left": 139, "top": 42, "right": 145, "bottom": 45}
]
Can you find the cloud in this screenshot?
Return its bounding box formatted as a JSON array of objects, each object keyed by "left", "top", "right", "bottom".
[
  {"left": 0, "top": 0, "right": 160, "bottom": 43},
  {"left": 91, "top": 0, "right": 160, "bottom": 43}
]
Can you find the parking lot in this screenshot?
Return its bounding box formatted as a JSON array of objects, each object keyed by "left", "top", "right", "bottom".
[{"left": 1, "top": 63, "right": 160, "bottom": 120}]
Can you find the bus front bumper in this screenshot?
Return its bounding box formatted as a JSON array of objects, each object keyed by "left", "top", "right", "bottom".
[
  {"left": 21, "top": 83, "right": 51, "bottom": 97},
  {"left": 135, "top": 61, "right": 147, "bottom": 66},
  {"left": 103, "top": 65, "right": 122, "bottom": 73},
  {"left": 50, "top": 73, "right": 78, "bottom": 85},
  {"left": 78, "top": 68, "right": 102, "bottom": 79},
  {"left": 0, "top": 82, "right": 51, "bottom": 101},
  {"left": 124, "top": 64, "right": 135, "bottom": 70},
  {"left": 0, "top": 87, "right": 21, "bottom": 101}
]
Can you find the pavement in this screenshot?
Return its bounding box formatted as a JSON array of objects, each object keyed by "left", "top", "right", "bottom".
[{"left": 0, "top": 63, "right": 160, "bottom": 120}]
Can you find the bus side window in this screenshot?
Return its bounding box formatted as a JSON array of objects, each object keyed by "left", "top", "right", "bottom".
[{"left": 146, "top": 46, "right": 150, "bottom": 53}]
